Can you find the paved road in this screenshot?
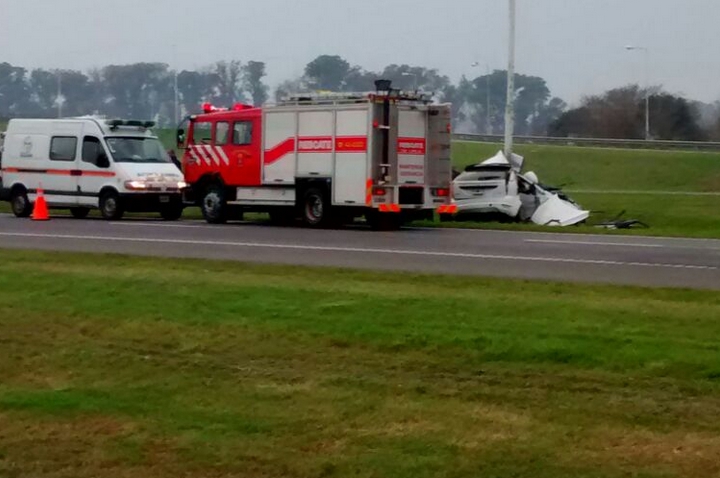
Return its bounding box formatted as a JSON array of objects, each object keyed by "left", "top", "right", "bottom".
[{"left": 1, "top": 214, "right": 719, "bottom": 290}]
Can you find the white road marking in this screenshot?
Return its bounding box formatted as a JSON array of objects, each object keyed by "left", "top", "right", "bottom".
[
  {"left": 407, "top": 226, "right": 720, "bottom": 245},
  {"left": 110, "top": 221, "right": 210, "bottom": 229},
  {"left": 525, "top": 239, "right": 665, "bottom": 248},
  {"left": 565, "top": 190, "right": 720, "bottom": 196},
  {"left": 0, "top": 232, "right": 716, "bottom": 271}
]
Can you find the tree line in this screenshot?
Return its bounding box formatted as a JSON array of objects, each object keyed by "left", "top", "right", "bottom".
[{"left": 1, "top": 55, "right": 718, "bottom": 140}]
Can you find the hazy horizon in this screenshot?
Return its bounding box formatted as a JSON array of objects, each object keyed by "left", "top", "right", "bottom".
[{"left": 1, "top": 0, "right": 718, "bottom": 106}]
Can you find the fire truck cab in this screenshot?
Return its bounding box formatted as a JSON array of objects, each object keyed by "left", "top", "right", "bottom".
[{"left": 178, "top": 80, "right": 456, "bottom": 229}]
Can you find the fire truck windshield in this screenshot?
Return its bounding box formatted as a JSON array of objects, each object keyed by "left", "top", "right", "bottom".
[{"left": 105, "top": 137, "right": 171, "bottom": 164}]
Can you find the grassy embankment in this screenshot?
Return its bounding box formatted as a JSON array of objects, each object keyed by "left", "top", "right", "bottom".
[
  {"left": 443, "top": 141, "right": 720, "bottom": 238},
  {"left": 2, "top": 251, "right": 720, "bottom": 477}
]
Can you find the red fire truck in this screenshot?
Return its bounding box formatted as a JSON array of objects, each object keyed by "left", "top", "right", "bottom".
[{"left": 177, "top": 80, "right": 457, "bottom": 229}]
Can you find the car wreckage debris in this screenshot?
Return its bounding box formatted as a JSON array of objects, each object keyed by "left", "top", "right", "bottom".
[
  {"left": 594, "top": 211, "right": 649, "bottom": 229},
  {"left": 450, "top": 150, "right": 590, "bottom": 227}
]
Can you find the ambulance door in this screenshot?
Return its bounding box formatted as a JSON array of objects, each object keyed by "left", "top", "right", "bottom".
[
  {"left": 77, "top": 135, "right": 113, "bottom": 207},
  {"left": 45, "top": 134, "right": 80, "bottom": 206}
]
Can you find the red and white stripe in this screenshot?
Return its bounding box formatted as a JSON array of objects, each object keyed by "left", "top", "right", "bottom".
[{"left": 188, "top": 145, "right": 230, "bottom": 166}]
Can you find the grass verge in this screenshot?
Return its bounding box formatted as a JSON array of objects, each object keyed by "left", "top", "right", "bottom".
[{"left": 2, "top": 250, "right": 720, "bottom": 477}]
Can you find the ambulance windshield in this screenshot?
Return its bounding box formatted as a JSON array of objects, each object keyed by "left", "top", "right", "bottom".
[{"left": 105, "top": 137, "right": 171, "bottom": 164}]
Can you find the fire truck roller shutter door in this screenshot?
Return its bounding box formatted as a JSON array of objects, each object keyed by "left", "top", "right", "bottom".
[
  {"left": 397, "top": 109, "right": 427, "bottom": 185},
  {"left": 263, "top": 111, "right": 296, "bottom": 184},
  {"left": 297, "top": 111, "right": 334, "bottom": 177},
  {"left": 333, "top": 109, "right": 369, "bottom": 205}
]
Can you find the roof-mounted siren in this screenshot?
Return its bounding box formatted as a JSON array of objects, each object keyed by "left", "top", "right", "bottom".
[
  {"left": 105, "top": 119, "right": 156, "bottom": 130},
  {"left": 202, "top": 102, "right": 254, "bottom": 114},
  {"left": 374, "top": 79, "right": 392, "bottom": 92},
  {"left": 231, "top": 103, "right": 254, "bottom": 111},
  {"left": 202, "top": 102, "right": 227, "bottom": 114},
  {"left": 374, "top": 79, "right": 402, "bottom": 101}
]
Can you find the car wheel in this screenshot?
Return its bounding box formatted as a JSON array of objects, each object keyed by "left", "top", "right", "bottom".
[
  {"left": 70, "top": 207, "right": 91, "bottom": 219},
  {"left": 99, "top": 190, "right": 124, "bottom": 220},
  {"left": 10, "top": 188, "right": 32, "bottom": 218},
  {"left": 201, "top": 183, "right": 227, "bottom": 224}
]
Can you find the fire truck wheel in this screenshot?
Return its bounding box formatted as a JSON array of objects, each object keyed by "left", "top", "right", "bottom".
[
  {"left": 301, "top": 188, "right": 331, "bottom": 227},
  {"left": 201, "top": 183, "right": 227, "bottom": 224},
  {"left": 99, "top": 190, "right": 125, "bottom": 221},
  {"left": 10, "top": 188, "right": 32, "bottom": 218},
  {"left": 70, "top": 207, "right": 91, "bottom": 219}
]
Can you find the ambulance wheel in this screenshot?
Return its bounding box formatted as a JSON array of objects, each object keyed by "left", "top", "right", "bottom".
[
  {"left": 10, "top": 188, "right": 32, "bottom": 218},
  {"left": 70, "top": 207, "right": 90, "bottom": 219},
  {"left": 160, "top": 203, "right": 184, "bottom": 221},
  {"left": 201, "top": 183, "right": 227, "bottom": 224},
  {"left": 301, "top": 188, "right": 331, "bottom": 227},
  {"left": 99, "top": 190, "right": 124, "bottom": 221}
]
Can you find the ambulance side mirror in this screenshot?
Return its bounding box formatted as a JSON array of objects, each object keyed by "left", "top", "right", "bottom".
[{"left": 176, "top": 129, "right": 185, "bottom": 148}]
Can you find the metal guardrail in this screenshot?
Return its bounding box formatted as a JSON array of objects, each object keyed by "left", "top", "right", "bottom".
[{"left": 452, "top": 133, "right": 720, "bottom": 152}]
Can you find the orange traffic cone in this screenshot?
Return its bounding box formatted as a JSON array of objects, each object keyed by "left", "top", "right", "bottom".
[{"left": 32, "top": 188, "right": 50, "bottom": 221}]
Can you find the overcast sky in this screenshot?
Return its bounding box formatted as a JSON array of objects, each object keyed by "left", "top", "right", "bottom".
[{"left": 1, "top": 0, "right": 718, "bottom": 106}]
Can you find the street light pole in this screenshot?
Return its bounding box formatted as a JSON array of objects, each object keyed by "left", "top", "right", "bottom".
[
  {"left": 401, "top": 71, "right": 417, "bottom": 91},
  {"left": 471, "top": 62, "right": 492, "bottom": 134},
  {"left": 56, "top": 71, "right": 62, "bottom": 118},
  {"left": 625, "top": 45, "right": 650, "bottom": 140},
  {"left": 172, "top": 44, "right": 179, "bottom": 126},
  {"left": 504, "top": 0, "right": 516, "bottom": 157}
]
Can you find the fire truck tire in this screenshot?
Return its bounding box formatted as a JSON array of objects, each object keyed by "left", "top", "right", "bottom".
[
  {"left": 70, "top": 207, "right": 91, "bottom": 219},
  {"left": 10, "top": 187, "right": 32, "bottom": 218},
  {"left": 99, "top": 190, "right": 125, "bottom": 221},
  {"left": 301, "top": 188, "right": 332, "bottom": 227},
  {"left": 201, "top": 183, "right": 227, "bottom": 224}
]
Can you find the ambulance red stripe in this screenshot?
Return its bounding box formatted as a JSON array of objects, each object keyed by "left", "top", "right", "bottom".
[{"left": 1, "top": 167, "right": 115, "bottom": 177}]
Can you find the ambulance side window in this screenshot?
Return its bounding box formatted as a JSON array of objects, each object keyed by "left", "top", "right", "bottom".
[
  {"left": 49, "top": 136, "right": 77, "bottom": 161},
  {"left": 192, "top": 122, "right": 212, "bottom": 144},
  {"left": 216, "top": 122, "right": 229, "bottom": 146},
  {"left": 233, "top": 121, "right": 253, "bottom": 146},
  {"left": 82, "top": 136, "right": 107, "bottom": 167}
]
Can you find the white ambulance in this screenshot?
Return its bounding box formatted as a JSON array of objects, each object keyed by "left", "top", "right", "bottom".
[{"left": 0, "top": 117, "right": 185, "bottom": 220}]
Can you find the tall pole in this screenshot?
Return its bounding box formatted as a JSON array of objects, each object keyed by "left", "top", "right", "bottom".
[
  {"left": 174, "top": 71, "right": 179, "bottom": 124},
  {"left": 172, "top": 44, "right": 179, "bottom": 126},
  {"left": 625, "top": 45, "right": 650, "bottom": 140},
  {"left": 471, "top": 61, "right": 492, "bottom": 134},
  {"left": 56, "top": 71, "right": 62, "bottom": 118},
  {"left": 504, "top": 0, "right": 516, "bottom": 157},
  {"left": 643, "top": 48, "right": 650, "bottom": 140},
  {"left": 486, "top": 64, "right": 491, "bottom": 134}
]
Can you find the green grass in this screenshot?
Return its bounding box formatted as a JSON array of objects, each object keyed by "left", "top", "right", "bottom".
[
  {"left": 452, "top": 141, "right": 720, "bottom": 193},
  {"left": 2, "top": 250, "right": 720, "bottom": 477}
]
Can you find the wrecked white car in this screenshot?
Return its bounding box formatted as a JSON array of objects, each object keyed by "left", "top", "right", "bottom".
[{"left": 450, "top": 151, "right": 590, "bottom": 226}]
